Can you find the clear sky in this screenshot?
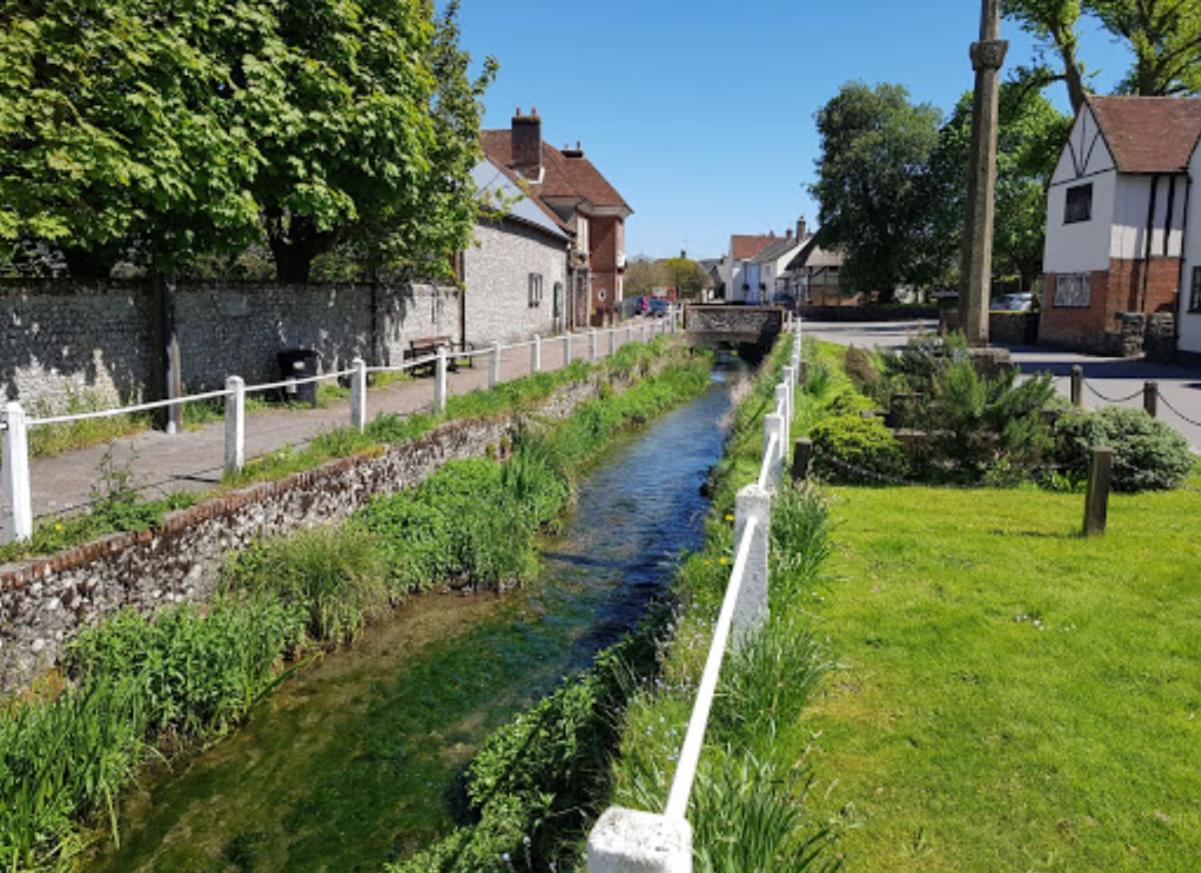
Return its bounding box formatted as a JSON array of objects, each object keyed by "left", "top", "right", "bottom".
[{"left": 449, "top": 1, "right": 1134, "bottom": 260}]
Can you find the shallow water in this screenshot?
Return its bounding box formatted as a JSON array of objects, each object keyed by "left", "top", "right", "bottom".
[{"left": 87, "top": 373, "right": 736, "bottom": 873}]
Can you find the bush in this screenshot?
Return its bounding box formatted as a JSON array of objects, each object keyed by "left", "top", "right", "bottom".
[
  {"left": 810, "top": 414, "right": 907, "bottom": 482},
  {"left": 223, "top": 526, "right": 388, "bottom": 644},
  {"left": 843, "top": 344, "right": 881, "bottom": 390},
  {"left": 1054, "top": 406, "right": 1194, "bottom": 492}
]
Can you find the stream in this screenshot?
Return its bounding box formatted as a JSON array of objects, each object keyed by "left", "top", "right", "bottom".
[{"left": 87, "top": 366, "right": 739, "bottom": 873}]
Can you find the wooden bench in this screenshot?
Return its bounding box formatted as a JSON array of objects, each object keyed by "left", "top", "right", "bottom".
[{"left": 405, "top": 336, "right": 478, "bottom": 374}]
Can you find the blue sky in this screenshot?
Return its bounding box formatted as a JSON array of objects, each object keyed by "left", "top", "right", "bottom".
[{"left": 450, "top": 1, "right": 1134, "bottom": 260}]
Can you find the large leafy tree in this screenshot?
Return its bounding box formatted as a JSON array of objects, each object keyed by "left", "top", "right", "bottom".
[
  {"left": 662, "top": 256, "right": 707, "bottom": 299},
  {"left": 1005, "top": 0, "right": 1201, "bottom": 110},
  {"left": 810, "top": 82, "right": 944, "bottom": 300}
]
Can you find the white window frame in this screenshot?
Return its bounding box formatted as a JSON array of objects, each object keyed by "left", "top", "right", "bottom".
[
  {"left": 528, "top": 272, "right": 544, "bottom": 308},
  {"left": 1054, "top": 272, "right": 1091, "bottom": 308}
]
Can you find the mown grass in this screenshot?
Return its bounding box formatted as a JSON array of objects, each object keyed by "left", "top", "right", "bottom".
[
  {"left": 0, "top": 345, "right": 711, "bottom": 873},
  {"left": 804, "top": 478, "right": 1201, "bottom": 872}
]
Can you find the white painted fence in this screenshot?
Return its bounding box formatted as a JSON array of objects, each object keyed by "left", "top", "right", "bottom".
[
  {"left": 587, "top": 316, "right": 802, "bottom": 873},
  {"left": 1, "top": 310, "right": 684, "bottom": 545}
]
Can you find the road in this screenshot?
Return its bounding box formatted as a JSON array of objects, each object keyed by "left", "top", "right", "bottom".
[{"left": 802, "top": 319, "right": 1201, "bottom": 451}]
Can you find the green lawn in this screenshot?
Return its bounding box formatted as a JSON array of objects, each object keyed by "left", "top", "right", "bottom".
[{"left": 804, "top": 479, "right": 1201, "bottom": 871}]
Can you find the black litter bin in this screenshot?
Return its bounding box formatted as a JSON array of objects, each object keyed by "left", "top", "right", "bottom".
[{"left": 276, "top": 349, "right": 320, "bottom": 407}]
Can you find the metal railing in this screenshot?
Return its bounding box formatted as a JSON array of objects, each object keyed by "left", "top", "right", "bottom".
[
  {"left": 587, "top": 315, "right": 802, "bottom": 872},
  {"left": 1, "top": 311, "right": 684, "bottom": 545}
]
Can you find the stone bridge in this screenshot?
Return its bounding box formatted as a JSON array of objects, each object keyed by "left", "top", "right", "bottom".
[{"left": 683, "top": 304, "right": 785, "bottom": 353}]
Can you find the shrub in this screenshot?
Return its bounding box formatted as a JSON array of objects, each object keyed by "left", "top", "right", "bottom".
[
  {"left": 810, "top": 414, "right": 907, "bottom": 482},
  {"left": 223, "top": 527, "right": 388, "bottom": 644},
  {"left": 842, "top": 344, "right": 881, "bottom": 391},
  {"left": 1054, "top": 406, "right": 1194, "bottom": 492}
]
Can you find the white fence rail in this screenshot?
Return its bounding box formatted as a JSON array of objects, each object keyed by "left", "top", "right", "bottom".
[
  {"left": 1, "top": 311, "right": 684, "bottom": 545},
  {"left": 587, "top": 317, "right": 802, "bottom": 873}
]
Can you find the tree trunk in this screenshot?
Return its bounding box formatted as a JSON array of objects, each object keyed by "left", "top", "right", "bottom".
[{"left": 265, "top": 212, "right": 340, "bottom": 283}]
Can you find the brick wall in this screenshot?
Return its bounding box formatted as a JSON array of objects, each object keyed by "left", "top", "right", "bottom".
[
  {"left": 1040, "top": 257, "right": 1181, "bottom": 353},
  {"left": 1, "top": 280, "right": 459, "bottom": 412},
  {"left": 463, "top": 218, "right": 567, "bottom": 345}
]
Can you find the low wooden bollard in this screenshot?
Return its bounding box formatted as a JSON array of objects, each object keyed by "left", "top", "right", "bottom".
[
  {"left": 792, "top": 438, "right": 813, "bottom": 482},
  {"left": 1083, "top": 445, "right": 1113, "bottom": 537},
  {"left": 1143, "top": 381, "right": 1158, "bottom": 418},
  {"left": 1070, "top": 365, "right": 1083, "bottom": 407}
]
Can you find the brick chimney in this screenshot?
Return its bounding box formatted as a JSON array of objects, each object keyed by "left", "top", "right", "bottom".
[
  {"left": 786, "top": 228, "right": 794, "bottom": 239},
  {"left": 511, "top": 107, "right": 542, "bottom": 179},
  {"left": 796, "top": 215, "right": 808, "bottom": 240}
]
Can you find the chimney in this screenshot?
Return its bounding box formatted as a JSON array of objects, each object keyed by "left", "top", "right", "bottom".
[
  {"left": 786, "top": 228, "right": 793, "bottom": 239},
  {"left": 796, "top": 215, "right": 808, "bottom": 240},
  {"left": 680, "top": 249, "right": 687, "bottom": 259},
  {"left": 562, "top": 140, "right": 585, "bottom": 159},
  {"left": 511, "top": 107, "right": 542, "bottom": 179}
]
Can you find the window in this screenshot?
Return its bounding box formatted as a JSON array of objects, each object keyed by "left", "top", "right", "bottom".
[
  {"left": 528, "top": 273, "right": 543, "bottom": 308},
  {"left": 552, "top": 281, "right": 563, "bottom": 317},
  {"left": 1064, "top": 184, "right": 1093, "bottom": 224},
  {"left": 1054, "top": 272, "right": 1091, "bottom": 308},
  {"left": 1191, "top": 266, "right": 1201, "bottom": 313}
]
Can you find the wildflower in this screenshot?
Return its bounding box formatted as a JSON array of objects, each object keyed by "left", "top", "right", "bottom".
[
  {"left": 54, "top": 522, "right": 64, "bottom": 532},
  {"left": 718, "top": 556, "right": 729, "bottom": 566},
  {"left": 724, "top": 513, "right": 734, "bottom": 522}
]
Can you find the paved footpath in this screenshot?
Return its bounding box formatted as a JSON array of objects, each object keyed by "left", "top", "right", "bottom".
[
  {"left": 28, "top": 325, "right": 656, "bottom": 519},
  {"left": 803, "top": 319, "right": 1201, "bottom": 451}
]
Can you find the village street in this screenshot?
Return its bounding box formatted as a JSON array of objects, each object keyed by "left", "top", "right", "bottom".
[
  {"left": 805, "top": 319, "right": 1201, "bottom": 451},
  {"left": 27, "top": 331, "right": 639, "bottom": 519}
]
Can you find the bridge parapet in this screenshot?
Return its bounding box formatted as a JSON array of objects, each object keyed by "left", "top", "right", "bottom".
[{"left": 684, "top": 304, "right": 784, "bottom": 349}]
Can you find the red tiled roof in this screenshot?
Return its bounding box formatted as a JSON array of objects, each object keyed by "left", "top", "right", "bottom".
[
  {"left": 1087, "top": 95, "right": 1201, "bottom": 174},
  {"left": 731, "top": 234, "right": 778, "bottom": 261}
]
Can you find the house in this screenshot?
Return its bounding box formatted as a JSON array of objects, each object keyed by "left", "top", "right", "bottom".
[
  {"left": 1041, "top": 95, "right": 1201, "bottom": 355},
  {"left": 751, "top": 225, "right": 807, "bottom": 303},
  {"left": 722, "top": 220, "right": 808, "bottom": 304},
  {"left": 783, "top": 232, "right": 852, "bottom": 305},
  {"left": 480, "top": 109, "right": 632, "bottom": 327},
  {"left": 461, "top": 159, "right": 572, "bottom": 345},
  {"left": 720, "top": 234, "right": 777, "bottom": 303}
]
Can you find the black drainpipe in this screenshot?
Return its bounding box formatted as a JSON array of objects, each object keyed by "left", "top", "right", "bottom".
[{"left": 1142, "top": 174, "right": 1160, "bottom": 312}]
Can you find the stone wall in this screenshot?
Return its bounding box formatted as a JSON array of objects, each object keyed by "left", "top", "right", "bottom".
[
  {"left": 684, "top": 304, "right": 784, "bottom": 347},
  {"left": 463, "top": 218, "right": 566, "bottom": 345},
  {"left": 1, "top": 279, "right": 459, "bottom": 412},
  {"left": 988, "top": 311, "right": 1038, "bottom": 346},
  {"left": 0, "top": 371, "right": 614, "bottom": 691}
]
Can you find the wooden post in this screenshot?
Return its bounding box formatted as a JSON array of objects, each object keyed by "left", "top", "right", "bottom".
[
  {"left": 1083, "top": 446, "right": 1113, "bottom": 537},
  {"left": 1070, "top": 365, "right": 1083, "bottom": 407},
  {"left": 792, "top": 438, "right": 813, "bottom": 482},
  {"left": 1143, "top": 381, "right": 1158, "bottom": 418}
]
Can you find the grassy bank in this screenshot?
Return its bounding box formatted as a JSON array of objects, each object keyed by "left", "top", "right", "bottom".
[
  {"left": 0, "top": 343, "right": 711, "bottom": 872},
  {"left": 0, "top": 339, "right": 673, "bottom": 565}
]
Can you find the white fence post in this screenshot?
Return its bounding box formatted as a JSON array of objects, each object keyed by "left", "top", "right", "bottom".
[
  {"left": 490, "top": 340, "right": 503, "bottom": 388},
  {"left": 775, "top": 382, "right": 791, "bottom": 449},
  {"left": 625, "top": 325, "right": 632, "bottom": 345},
  {"left": 587, "top": 807, "right": 693, "bottom": 873},
  {"left": 224, "top": 377, "right": 245, "bottom": 476},
  {"left": 1, "top": 402, "right": 33, "bottom": 544},
  {"left": 733, "top": 482, "right": 772, "bottom": 646},
  {"left": 564, "top": 332, "right": 573, "bottom": 366},
  {"left": 763, "top": 412, "right": 785, "bottom": 487},
  {"left": 609, "top": 327, "right": 617, "bottom": 357},
  {"left": 532, "top": 334, "right": 542, "bottom": 373},
  {"left": 351, "top": 357, "right": 367, "bottom": 432},
  {"left": 590, "top": 329, "right": 599, "bottom": 363},
  {"left": 435, "top": 347, "right": 448, "bottom": 413}
]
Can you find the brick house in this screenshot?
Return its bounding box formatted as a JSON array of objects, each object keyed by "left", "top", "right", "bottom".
[
  {"left": 1041, "top": 95, "right": 1201, "bottom": 355},
  {"left": 461, "top": 159, "right": 572, "bottom": 345},
  {"left": 480, "top": 110, "right": 632, "bottom": 327}
]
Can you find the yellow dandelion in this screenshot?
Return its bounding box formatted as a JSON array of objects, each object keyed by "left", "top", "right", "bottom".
[
  {"left": 724, "top": 513, "right": 734, "bottom": 522},
  {"left": 718, "top": 556, "right": 730, "bottom": 566},
  {"left": 54, "top": 523, "right": 64, "bottom": 532}
]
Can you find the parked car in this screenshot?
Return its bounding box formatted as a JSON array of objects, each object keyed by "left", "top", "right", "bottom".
[
  {"left": 991, "top": 292, "right": 1034, "bottom": 312},
  {"left": 648, "top": 298, "right": 670, "bottom": 317}
]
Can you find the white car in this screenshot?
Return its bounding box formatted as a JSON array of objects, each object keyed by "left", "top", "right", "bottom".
[{"left": 990, "top": 292, "right": 1034, "bottom": 312}]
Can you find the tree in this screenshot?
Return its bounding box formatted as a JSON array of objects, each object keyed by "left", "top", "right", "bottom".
[
  {"left": 662, "top": 257, "right": 707, "bottom": 299},
  {"left": 929, "top": 85, "right": 1071, "bottom": 288},
  {"left": 810, "top": 82, "right": 945, "bottom": 300},
  {"left": 624, "top": 257, "right": 667, "bottom": 299},
  {"left": 1005, "top": 0, "right": 1201, "bottom": 110}
]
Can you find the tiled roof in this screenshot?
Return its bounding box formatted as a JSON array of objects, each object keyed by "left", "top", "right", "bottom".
[
  {"left": 1087, "top": 95, "right": 1201, "bottom": 174},
  {"left": 730, "top": 234, "right": 778, "bottom": 261},
  {"left": 751, "top": 236, "right": 803, "bottom": 265},
  {"left": 786, "top": 232, "right": 845, "bottom": 271},
  {"left": 480, "top": 129, "right": 631, "bottom": 217}
]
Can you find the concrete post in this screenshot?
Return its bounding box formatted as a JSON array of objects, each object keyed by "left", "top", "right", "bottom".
[
  {"left": 532, "top": 334, "right": 542, "bottom": 374},
  {"left": 224, "top": 376, "right": 245, "bottom": 476},
  {"left": 626, "top": 325, "right": 633, "bottom": 346},
  {"left": 1, "top": 402, "right": 33, "bottom": 544},
  {"left": 1143, "top": 381, "right": 1158, "bottom": 418},
  {"left": 609, "top": 327, "right": 617, "bottom": 357},
  {"left": 1070, "top": 365, "right": 1084, "bottom": 407},
  {"left": 564, "top": 333, "right": 573, "bottom": 366},
  {"left": 763, "top": 413, "right": 785, "bottom": 488},
  {"left": 641, "top": 322, "right": 648, "bottom": 344},
  {"left": 774, "top": 383, "right": 791, "bottom": 448},
  {"left": 490, "top": 341, "right": 503, "bottom": 388},
  {"left": 587, "top": 807, "right": 693, "bottom": 873},
  {"left": 733, "top": 482, "right": 772, "bottom": 645},
  {"left": 435, "top": 347, "right": 448, "bottom": 413},
  {"left": 1084, "top": 445, "right": 1113, "bottom": 537},
  {"left": 350, "top": 357, "right": 367, "bottom": 432},
  {"left": 959, "top": 0, "right": 1008, "bottom": 346},
  {"left": 590, "top": 329, "right": 599, "bottom": 363}
]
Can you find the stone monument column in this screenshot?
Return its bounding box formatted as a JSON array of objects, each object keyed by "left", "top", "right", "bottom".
[{"left": 959, "top": 0, "right": 1008, "bottom": 346}]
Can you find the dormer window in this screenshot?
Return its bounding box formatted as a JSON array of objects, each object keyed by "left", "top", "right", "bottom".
[{"left": 1065, "top": 184, "right": 1092, "bottom": 224}]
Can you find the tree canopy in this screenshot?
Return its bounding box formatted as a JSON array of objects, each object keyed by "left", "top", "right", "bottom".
[{"left": 0, "top": 0, "right": 493, "bottom": 281}]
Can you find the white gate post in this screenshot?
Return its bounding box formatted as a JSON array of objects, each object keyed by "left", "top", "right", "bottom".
[
  {"left": 531, "top": 334, "right": 542, "bottom": 373},
  {"left": 564, "top": 332, "right": 573, "bottom": 366},
  {"left": 224, "top": 376, "right": 246, "bottom": 476},
  {"left": 587, "top": 807, "right": 692, "bottom": 873},
  {"left": 1, "top": 402, "right": 33, "bottom": 544},
  {"left": 351, "top": 357, "right": 367, "bottom": 432},
  {"left": 435, "top": 347, "right": 448, "bottom": 413},
  {"left": 490, "top": 341, "right": 503, "bottom": 388},
  {"left": 733, "top": 482, "right": 772, "bottom": 646},
  {"left": 589, "top": 329, "right": 599, "bottom": 363}
]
